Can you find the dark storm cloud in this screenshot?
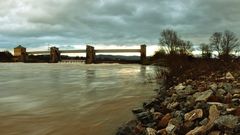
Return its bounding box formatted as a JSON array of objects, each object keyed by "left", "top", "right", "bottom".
[{"left": 0, "top": 0, "right": 240, "bottom": 49}]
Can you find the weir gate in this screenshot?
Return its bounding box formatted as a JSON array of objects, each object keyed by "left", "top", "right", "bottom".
[{"left": 14, "top": 45, "right": 147, "bottom": 64}]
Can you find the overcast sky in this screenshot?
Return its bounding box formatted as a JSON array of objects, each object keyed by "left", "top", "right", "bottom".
[{"left": 1, "top": 0, "right": 240, "bottom": 55}]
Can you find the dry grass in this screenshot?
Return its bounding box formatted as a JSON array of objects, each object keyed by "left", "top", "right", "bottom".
[{"left": 156, "top": 54, "right": 240, "bottom": 88}]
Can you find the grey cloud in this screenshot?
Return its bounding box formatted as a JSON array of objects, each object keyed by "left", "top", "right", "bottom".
[{"left": 0, "top": 0, "right": 240, "bottom": 50}]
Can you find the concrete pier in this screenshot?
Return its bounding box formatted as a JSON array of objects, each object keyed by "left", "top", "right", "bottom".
[
  {"left": 140, "top": 44, "right": 146, "bottom": 64},
  {"left": 86, "top": 45, "right": 95, "bottom": 64},
  {"left": 50, "top": 47, "right": 61, "bottom": 63}
]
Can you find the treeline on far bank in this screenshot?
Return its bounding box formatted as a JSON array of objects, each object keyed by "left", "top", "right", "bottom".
[
  {"left": 0, "top": 52, "right": 85, "bottom": 63},
  {"left": 0, "top": 51, "right": 13, "bottom": 62},
  {"left": 151, "top": 29, "right": 240, "bottom": 88}
]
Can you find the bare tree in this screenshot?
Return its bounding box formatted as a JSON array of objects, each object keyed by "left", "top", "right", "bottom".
[
  {"left": 178, "top": 40, "right": 193, "bottom": 55},
  {"left": 159, "top": 29, "right": 179, "bottom": 54},
  {"left": 221, "top": 30, "right": 239, "bottom": 56},
  {"left": 200, "top": 43, "right": 212, "bottom": 58},
  {"left": 210, "top": 30, "right": 239, "bottom": 58},
  {"left": 210, "top": 32, "right": 222, "bottom": 56}
]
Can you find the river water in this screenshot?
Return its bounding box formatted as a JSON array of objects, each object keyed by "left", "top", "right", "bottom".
[{"left": 0, "top": 63, "right": 158, "bottom": 135}]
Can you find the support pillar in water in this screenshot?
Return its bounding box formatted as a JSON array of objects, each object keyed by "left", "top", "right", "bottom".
[
  {"left": 140, "top": 44, "right": 147, "bottom": 64},
  {"left": 50, "top": 47, "right": 61, "bottom": 63},
  {"left": 86, "top": 45, "right": 95, "bottom": 64}
]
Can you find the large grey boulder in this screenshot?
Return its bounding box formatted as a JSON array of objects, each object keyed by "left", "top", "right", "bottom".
[{"left": 193, "top": 90, "right": 213, "bottom": 102}]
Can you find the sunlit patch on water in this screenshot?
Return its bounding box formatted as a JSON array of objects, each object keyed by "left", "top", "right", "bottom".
[{"left": 0, "top": 95, "right": 44, "bottom": 115}]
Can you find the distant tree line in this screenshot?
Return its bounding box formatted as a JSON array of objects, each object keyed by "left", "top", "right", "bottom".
[
  {"left": 157, "top": 29, "right": 240, "bottom": 60},
  {"left": 0, "top": 51, "right": 13, "bottom": 62}
]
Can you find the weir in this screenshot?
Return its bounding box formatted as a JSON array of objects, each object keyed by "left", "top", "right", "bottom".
[{"left": 14, "top": 45, "right": 147, "bottom": 64}]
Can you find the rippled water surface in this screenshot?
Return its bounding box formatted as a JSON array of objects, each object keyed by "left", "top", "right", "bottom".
[{"left": 0, "top": 63, "right": 158, "bottom": 135}]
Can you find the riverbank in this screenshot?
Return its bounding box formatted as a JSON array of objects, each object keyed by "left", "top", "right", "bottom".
[{"left": 116, "top": 59, "right": 240, "bottom": 135}]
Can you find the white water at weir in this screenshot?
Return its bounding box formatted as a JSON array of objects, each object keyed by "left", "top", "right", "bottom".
[{"left": 0, "top": 63, "right": 158, "bottom": 135}]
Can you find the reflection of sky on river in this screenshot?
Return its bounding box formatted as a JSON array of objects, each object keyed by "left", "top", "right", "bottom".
[
  {"left": 0, "top": 63, "right": 157, "bottom": 110},
  {"left": 0, "top": 63, "right": 158, "bottom": 135}
]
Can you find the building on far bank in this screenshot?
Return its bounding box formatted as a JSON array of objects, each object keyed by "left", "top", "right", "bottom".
[{"left": 13, "top": 45, "right": 27, "bottom": 62}]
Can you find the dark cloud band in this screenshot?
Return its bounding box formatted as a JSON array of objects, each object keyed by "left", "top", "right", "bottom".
[{"left": 0, "top": 0, "right": 240, "bottom": 49}]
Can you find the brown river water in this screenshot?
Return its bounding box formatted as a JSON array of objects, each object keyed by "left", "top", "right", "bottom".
[{"left": 0, "top": 63, "right": 158, "bottom": 135}]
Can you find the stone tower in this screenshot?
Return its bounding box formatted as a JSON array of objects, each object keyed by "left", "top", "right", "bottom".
[{"left": 14, "top": 45, "right": 27, "bottom": 62}]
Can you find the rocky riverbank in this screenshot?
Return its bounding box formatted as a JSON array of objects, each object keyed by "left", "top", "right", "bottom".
[{"left": 116, "top": 71, "right": 240, "bottom": 135}]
